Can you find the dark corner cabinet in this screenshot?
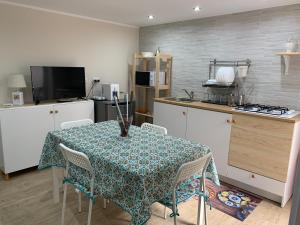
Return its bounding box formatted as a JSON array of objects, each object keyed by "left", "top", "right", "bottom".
[{"left": 94, "top": 100, "right": 135, "bottom": 123}]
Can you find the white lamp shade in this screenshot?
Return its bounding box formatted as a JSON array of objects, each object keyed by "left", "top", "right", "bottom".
[{"left": 8, "top": 74, "right": 27, "bottom": 88}]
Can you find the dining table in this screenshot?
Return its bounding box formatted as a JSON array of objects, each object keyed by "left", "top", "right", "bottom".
[{"left": 38, "top": 120, "right": 219, "bottom": 225}]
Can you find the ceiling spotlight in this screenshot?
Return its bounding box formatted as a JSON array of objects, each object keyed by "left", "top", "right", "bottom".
[
  {"left": 148, "top": 15, "right": 154, "bottom": 20},
  {"left": 193, "top": 6, "right": 201, "bottom": 12}
]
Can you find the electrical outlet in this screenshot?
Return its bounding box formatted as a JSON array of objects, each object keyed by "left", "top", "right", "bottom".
[{"left": 93, "top": 77, "right": 100, "bottom": 83}]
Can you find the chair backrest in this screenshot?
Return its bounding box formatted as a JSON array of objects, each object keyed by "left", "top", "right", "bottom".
[
  {"left": 174, "top": 153, "right": 212, "bottom": 187},
  {"left": 61, "top": 119, "right": 93, "bottom": 130},
  {"left": 59, "top": 143, "right": 94, "bottom": 176},
  {"left": 141, "top": 123, "right": 167, "bottom": 135}
]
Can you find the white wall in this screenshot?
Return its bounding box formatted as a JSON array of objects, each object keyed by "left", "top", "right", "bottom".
[{"left": 0, "top": 3, "right": 139, "bottom": 104}]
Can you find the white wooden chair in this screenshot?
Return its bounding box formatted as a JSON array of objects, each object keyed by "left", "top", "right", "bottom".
[
  {"left": 60, "top": 119, "right": 108, "bottom": 211},
  {"left": 160, "top": 153, "right": 213, "bottom": 225},
  {"left": 60, "top": 143, "right": 96, "bottom": 225},
  {"left": 141, "top": 123, "right": 167, "bottom": 135},
  {"left": 60, "top": 119, "right": 93, "bottom": 129}
]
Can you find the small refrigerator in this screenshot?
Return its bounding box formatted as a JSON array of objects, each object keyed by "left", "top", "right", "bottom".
[
  {"left": 94, "top": 99, "right": 135, "bottom": 123},
  {"left": 289, "top": 155, "right": 300, "bottom": 225}
]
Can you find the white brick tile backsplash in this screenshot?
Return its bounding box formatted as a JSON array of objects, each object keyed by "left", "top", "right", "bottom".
[{"left": 140, "top": 4, "right": 300, "bottom": 109}]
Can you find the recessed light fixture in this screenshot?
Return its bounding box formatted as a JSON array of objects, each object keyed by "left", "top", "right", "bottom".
[
  {"left": 148, "top": 15, "right": 154, "bottom": 20},
  {"left": 193, "top": 6, "right": 201, "bottom": 12}
]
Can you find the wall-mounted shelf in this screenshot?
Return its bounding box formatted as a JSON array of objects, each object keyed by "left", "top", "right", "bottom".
[
  {"left": 135, "top": 111, "right": 153, "bottom": 118},
  {"left": 202, "top": 81, "right": 236, "bottom": 88},
  {"left": 276, "top": 52, "right": 300, "bottom": 75},
  {"left": 135, "top": 84, "right": 170, "bottom": 90},
  {"left": 277, "top": 52, "right": 300, "bottom": 56}
]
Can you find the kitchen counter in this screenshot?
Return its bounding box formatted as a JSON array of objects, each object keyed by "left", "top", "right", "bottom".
[{"left": 155, "top": 98, "right": 300, "bottom": 123}]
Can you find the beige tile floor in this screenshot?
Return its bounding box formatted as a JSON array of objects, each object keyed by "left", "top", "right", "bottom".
[{"left": 0, "top": 169, "right": 291, "bottom": 225}]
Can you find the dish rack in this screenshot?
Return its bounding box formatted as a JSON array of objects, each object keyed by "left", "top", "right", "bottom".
[
  {"left": 206, "top": 59, "right": 251, "bottom": 82},
  {"left": 202, "top": 59, "right": 251, "bottom": 105}
]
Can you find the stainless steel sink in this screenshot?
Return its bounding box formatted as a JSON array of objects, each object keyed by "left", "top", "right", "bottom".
[{"left": 164, "top": 97, "right": 198, "bottom": 102}]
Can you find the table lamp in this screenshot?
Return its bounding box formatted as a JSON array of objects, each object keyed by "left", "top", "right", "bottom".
[{"left": 8, "top": 74, "right": 27, "bottom": 105}]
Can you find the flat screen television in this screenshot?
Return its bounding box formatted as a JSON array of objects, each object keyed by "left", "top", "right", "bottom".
[{"left": 30, "top": 66, "right": 86, "bottom": 103}]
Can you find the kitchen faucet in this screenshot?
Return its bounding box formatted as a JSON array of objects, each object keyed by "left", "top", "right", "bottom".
[{"left": 182, "top": 89, "right": 194, "bottom": 100}]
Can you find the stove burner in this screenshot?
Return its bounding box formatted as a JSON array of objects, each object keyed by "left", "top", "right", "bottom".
[{"left": 236, "top": 104, "right": 289, "bottom": 115}]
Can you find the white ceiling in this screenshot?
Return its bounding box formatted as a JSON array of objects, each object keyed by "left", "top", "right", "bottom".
[{"left": 2, "top": 0, "right": 300, "bottom": 27}]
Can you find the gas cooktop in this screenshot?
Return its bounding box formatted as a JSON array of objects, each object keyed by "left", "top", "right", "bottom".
[{"left": 235, "top": 104, "right": 299, "bottom": 118}]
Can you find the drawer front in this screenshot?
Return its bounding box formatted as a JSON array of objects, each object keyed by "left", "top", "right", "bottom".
[
  {"left": 230, "top": 114, "right": 293, "bottom": 139},
  {"left": 229, "top": 114, "right": 294, "bottom": 182},
  {"left": 227, "top": 166, "right": 285, "bottom": 196}
]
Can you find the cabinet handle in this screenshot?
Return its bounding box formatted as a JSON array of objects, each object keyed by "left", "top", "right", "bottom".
[
  {"left": 55, "top": 110, "right": 58, "bottom": 114},
  {"left": 182, "top": 111, "right": 186, "bottom": 116},
  {"left": 226, "top": 119, "right": 236, "bottom": 124},
  {"left": 251, "top": 174, "right": 255, "bottom": 179},
  {"left": 50, "top": 110, "right": 54, "bottom": 114}
]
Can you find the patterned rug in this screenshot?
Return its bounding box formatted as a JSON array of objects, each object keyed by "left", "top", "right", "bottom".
[{"left": 195, "top": 179, "right": 262, "bottom": 221}]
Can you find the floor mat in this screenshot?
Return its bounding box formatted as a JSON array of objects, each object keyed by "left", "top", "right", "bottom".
[{"left": 195, "top": 179, "right": 262, "bottom": 221}]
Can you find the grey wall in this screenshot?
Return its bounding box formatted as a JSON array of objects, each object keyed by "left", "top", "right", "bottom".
[{"left": 140, "top": 4, "right": 300, "bottom": 110}]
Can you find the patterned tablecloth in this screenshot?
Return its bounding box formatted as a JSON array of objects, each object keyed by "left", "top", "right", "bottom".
[{"left": 39, "top": 120, "right": 219, "bottom": 225}]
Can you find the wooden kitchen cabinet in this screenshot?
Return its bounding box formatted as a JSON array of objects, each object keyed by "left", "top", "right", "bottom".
[
  {"left": 153, "top": 102, "right": 187, "bottom": 139},
  {"left": 228, "top": 114, "right": 294, "bottom": 182},
  {"left": 154, "top": 102, "right": 232, "bottom": 177},
  {"left": 186, "top": 108, "right": 232, "bottom": 177},
  {"left": 154, "top": 99, "right": 300, "bottom": 206}
]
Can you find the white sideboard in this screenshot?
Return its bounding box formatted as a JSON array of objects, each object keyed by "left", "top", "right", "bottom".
[{"left": 0, "top": 100, "right": 94, "bottom": 176}]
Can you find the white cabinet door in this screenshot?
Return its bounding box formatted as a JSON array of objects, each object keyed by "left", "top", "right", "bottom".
[
  {"left": 53, "top": 100, "right": 94, "bottom": 130},
  {"left": 186, "top": 108, "right": 232, "bottom": 177},
  {"left": 153, "top": 102, "right": 187, "bottom": 139},
  {"left": 0, "top": 105, "right": 54, "bottom": 173}
]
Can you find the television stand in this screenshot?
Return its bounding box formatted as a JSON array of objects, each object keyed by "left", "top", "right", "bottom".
[{"left": 57, "top": 98, "right": 78, "bottom": 103}]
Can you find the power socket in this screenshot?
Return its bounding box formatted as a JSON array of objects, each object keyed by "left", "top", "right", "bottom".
[{"left": 93, "top": 77, "right": 100, "bottom": 83}]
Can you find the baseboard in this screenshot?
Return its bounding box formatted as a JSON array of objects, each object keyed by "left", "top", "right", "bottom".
[{"left": 220, "top": 175, "right": 282, "bottom": 206}]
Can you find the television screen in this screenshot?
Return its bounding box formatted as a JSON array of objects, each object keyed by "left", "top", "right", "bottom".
[{"left": 30, "top": 66, "right": 86, "bottom": 102}]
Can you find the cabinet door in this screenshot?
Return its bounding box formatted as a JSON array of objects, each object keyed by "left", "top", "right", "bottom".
[
  {"left": 53, "top": 100, "right": 94, "bottom": 130},
  {"left": 0, "top": 105, "right": 54, "bottom": 173},
  {"left": 153, "top": 102, "right": 187, "bottom": 139},
  {"left": 186, "top": 108, "right": 232, "bottom": 177},
  {"left": 228, "top": 114, "right": 293, "bottom": 182}
]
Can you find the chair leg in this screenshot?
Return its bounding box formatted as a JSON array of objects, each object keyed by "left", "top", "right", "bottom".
[
  {"left": 78, "top": 192, "right": 82, "bottom": 213},
  {"left": 164, "top": 206, "right": 167, "bottom": 219},
  {"left": 172, "top": 189, "right": 177, "bottom": 225},
  {"left": 87, "top": 199, "right": 93, "bottom": 225},
  {"left": 61, "top": 183, "right": 68, "bottom": 225},
  {"left": 103, "top": 198, "right": 107, "bottom": 209},
  {"left": 203, "top": 201, "right": 208, "bottom": 225},
  {"left": 173, "top": 206, "right": 177, "bottom": 225},
  {"left": 197, "top": 195, "right": 203, "bottom": 225}
]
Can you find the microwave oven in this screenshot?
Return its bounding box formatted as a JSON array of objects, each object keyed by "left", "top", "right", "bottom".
[{"left": 135, "top": 71, "right": 166, "bottom": 86}]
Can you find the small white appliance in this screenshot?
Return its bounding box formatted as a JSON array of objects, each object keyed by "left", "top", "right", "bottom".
[
  {"left": 8, "top": 74, "right": 27, "bottom": 106},
  {"left": 102, "top": 83, "right": 120, "bottom": 100}
]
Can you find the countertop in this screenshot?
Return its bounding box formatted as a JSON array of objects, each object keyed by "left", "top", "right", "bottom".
[{"left": 155, "top": 98, "right": 300, "bottom": 123}]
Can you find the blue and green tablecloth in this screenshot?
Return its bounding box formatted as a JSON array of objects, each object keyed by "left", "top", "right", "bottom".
[{"left": 39, "top": 120, "right": 219, "bottom": 225}]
